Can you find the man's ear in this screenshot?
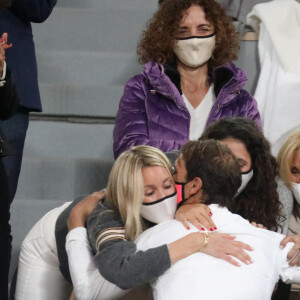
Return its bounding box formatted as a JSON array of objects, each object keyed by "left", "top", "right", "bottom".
[{"left": 189, "top": 177, "right": 202, "bottom": 195}]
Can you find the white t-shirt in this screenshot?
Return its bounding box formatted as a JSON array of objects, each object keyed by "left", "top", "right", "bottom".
[
  {"left": 182, "top": 84, "right": 215, "bottom": 140},
  {"left": 135, "top": 204, "right": 300, "bottom": 300}
]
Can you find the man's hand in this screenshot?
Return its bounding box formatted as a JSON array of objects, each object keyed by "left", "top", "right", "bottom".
[
  {"left": 280, "top": 235, "right": 300, "bottom": 266},
  {"left": 67, "top": 190, "right": 106, "bottom": 231},
  {"left": 0, "top": 33, "right": 12, "bottom": 78}
]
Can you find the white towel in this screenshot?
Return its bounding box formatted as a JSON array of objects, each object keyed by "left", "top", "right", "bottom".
[
  {"left": 247, "top": 0, "right": 300, "bottom": 73},
  {"left": 247, "top": 0, "right": 300, "bottom": 154}
]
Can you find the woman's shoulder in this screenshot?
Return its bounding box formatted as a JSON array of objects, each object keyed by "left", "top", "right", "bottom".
[
  {"left": 125, "top": 61, "right": 161, "bottom": 84},
  {"left": 86, "top": 201, "right": 125, "bottom": 253},
  {"left": 277, "top": 177, "right": 293, "bottom": 201},
  {"left": 88, "top": 201, "right": 121, "bottom": 223},
  {"left": 86, "top": 201, "right": 124, "bottom": 236}
]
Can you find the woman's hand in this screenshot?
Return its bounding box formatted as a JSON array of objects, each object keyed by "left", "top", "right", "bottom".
[
  {"left": 168, "top": 231, "right": 253, "bottom": 267},
  {"left": 280, "top": 235, "right": 300, "bottom": 266},
  {"left": 202, "top": 232, "right": 254, "bottom": 267},
  {"left": 175, "top": 203, "right": 217, "bottom": 231},
  {"left": 0, "top": 33, "right": 12, "bottom": 77},
  {"left": 67, "top": 190, "right": 106, "bottom": 231}
]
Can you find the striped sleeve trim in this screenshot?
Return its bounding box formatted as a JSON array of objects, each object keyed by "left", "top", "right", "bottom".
[{"left": 95, "top": 227, "right": 125, "bottom": 251}]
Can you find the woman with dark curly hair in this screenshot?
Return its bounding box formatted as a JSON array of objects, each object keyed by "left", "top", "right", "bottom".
[
  {"left": 199, "top": 117, "right": 287, "bottom": 231},
  {"left": 113, "top": 0, "right": 261, "bottom": 159},
  {"left": 175, "top": 118, "right": 290, "bottom": 234}
]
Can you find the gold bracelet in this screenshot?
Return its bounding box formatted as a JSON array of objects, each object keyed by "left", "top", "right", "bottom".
[{"left": 199, "top": 232, "right": 209, "bottom": 252}]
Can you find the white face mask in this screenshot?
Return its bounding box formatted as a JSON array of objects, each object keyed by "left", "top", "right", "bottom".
[
  {"left": 173, "top": 34, "right": 216, "bottom": 68},
  {"left": 140, "top": 192, "right": 177, "bottom": 224},
  {"left": 236, "top": 169, "right": 254, "bottom": 196},
  {"left": 292, "top": 182, "right": 300, "bottom": 204}
]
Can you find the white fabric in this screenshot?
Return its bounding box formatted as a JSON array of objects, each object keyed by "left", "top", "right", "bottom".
[
  {"left": 15, "top": 202, "right": 73, "bottom": 300},
  {"left": 15, "top": 202, "right": 127, "bottom": 300},
  {"left": 247, "top": 0, "right": 300, "bottom": 73},
  {"left": 0, "top": 61, "right": 6, "bottom": 86},
  {"left": 140, "top": 193, "right": 177, "bottom": 224},
  {"left": 1, "top": 61, "right": 6, "bottom": 79},
  {"left": 183, "top": 84, "right": 215, "bottom": 140},
  {"left": 135, "top": 204, "right": 300, "bottom": 300},
  {"left": 246, "top": 0, "right": 300, "bottom": 153},
  {"left": 236, "top": 169, "right": 253, "bottom": 196},
  {"left": 66, "top": 227, "right": 128, "bottom": 300}
]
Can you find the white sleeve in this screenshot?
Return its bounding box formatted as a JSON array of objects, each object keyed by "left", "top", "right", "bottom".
[
  {"left": 0, "top": 61, "right": 6, "bottom": 86},
  {"left": 1, "top": 61, "right": 6, "bottom": 80},
  {"left": 279, "top": 242, "right": 300, "bottom": 284},
  {"left": 66, "top": 227, "right": 129, "bottom": 300}
]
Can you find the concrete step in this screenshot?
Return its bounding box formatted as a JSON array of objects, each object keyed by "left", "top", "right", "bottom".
[
  {"left": 36, "top": 42, "right": 258, "bottom": 110},
  {"left": 15, "top": 156, "right": 113, "bottom": 201},
  {"left": 39, "top": 83, "right": 123, "bottom": 117},
  {"left": 33, "top": 7, "right": 155, "bottom": 53},
  {"left": 36, "top": 44, "right": 257, "bottom": 92},
  {"left": 57, "top": 0, "right": 158, "bottom": 11},
  {"left": 36, "top": 50, "right": 141, "bottom": 85},
  {"left": 22, "top": 120, "right": 115, "bottom": 160}
]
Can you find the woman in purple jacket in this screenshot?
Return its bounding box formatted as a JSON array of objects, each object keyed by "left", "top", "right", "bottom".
[{"left": 113, "top": 0, "right": 261, "bottom": 159}]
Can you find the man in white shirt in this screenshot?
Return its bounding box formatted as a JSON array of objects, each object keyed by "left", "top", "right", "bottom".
[{"left": 136, "top": 140, "right": 300, "bottom": 300}]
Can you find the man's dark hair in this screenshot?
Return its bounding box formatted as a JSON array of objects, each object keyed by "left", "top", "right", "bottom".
[{"left": 180, "top": 139, "right": 241, "bottom": 209}]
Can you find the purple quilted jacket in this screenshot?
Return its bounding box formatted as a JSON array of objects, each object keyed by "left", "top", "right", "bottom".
[{"left": 113, "top": 61, "right": 261, "bottom": 158}]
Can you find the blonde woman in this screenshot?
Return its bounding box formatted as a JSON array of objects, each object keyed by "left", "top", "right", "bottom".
[
  {"left": 273, "top": 129, "right": 300, "bottom": 299},
  {"left": 14, "top": 145, "right": 252, "bottom": 300},
  {"left": 277, "top": 129, "right": 300, "bottom": 237}
]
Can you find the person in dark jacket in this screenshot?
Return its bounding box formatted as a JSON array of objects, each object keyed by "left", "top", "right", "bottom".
[
  {"left": 0, "top": 30, "right": 19, "bottom": 299},
  {"left": 0, "top": 0, "right": 57, "bottom": 208},
  {"left": 113, "top": 0, "right": 261, "bottom": 159}
]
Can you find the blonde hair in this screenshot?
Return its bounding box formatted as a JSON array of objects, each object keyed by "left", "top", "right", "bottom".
[
  {"left": 278, "top": 129, "right": 300, "bottom": 188},
  {"left": 106, "top": 145, "right": 172, "bottom": 241}
]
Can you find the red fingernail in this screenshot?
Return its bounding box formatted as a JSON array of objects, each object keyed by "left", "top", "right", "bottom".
[
  {"left": 209, "top": 212, "right": 213, "bottom": 216},
  {"left": 214, "top": 227, "right": 217, "bottom": 230},
  {"left": 210, "top": 228, "right": 213, "bottom": 231},
  {"left": 187, "top": 226, "right": 190, "bottom": 230},
  {"left": 201, "top": 227, "right": 205, "bottom": 231}
]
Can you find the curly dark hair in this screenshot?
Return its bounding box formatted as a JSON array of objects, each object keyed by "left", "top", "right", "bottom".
[
  {"left": 200, "top": 117, "right": 283, "bottom": 232},
  {"left": 137, "top": 0, "right": 239, "bottom": 71}
]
